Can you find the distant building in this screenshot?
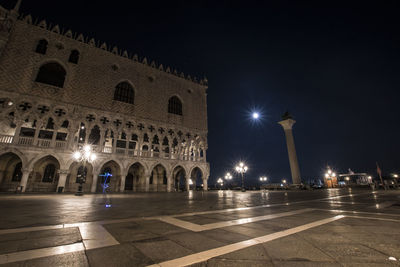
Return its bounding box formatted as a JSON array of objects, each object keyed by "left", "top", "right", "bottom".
[
  {"left": 337, "top": 173, "right": 372, "bottom": 187},
  {"left": 0, "top": 2, "right": 210, "bottom": 193}
]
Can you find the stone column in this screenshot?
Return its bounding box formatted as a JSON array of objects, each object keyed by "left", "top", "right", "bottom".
[
  {"left": 56, "top": 169, "right": 69, "bottom": 192},
  {"left": 185, "top": 175, "right": 190, "bottom": 191},
  {"left": 278, "top": 115, "right": 301, "bottom": 185},
  {"left": 167, "top": 172, "right": 172, "bottom": 192},
  {"left": 50, "top": 130, "right": 58, "bottom": 148},
  {"left": 32, "top": 122, "right": 42, "bottom": 146},
  {"left": 91, "top": 170, "right": 100, "bottom": 193},
  {"left": 19, "top": 168, "right": 31, "bottom": 192},
  {"left": 12, "top": 121, "right": 23, "bottom": 144},
  {"left": 120, "top": 171, "right": 128, "bottom": 192},
  {"left": 145, "top": 172, "right": 150, "bottom": 192},
  {"left": 203, "top": 177, "right": 208, "bottom": 191}
]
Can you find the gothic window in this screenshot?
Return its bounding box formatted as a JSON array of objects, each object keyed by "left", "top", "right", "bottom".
[
  {"left": 42, "top": 164, "right": 56, "bottom": 183},
  {"left": 68, "top": 50, "right": 79, "bottom": 64},
  {"left": 131, "top": 134, "right": 138, "bottom": 141},
  {"left": 76, "top": 166, "right": 87, "bottom": 183},
  {"left": 35, "top": 39, "right": 48, "bottom": 54},
  {"left": 35, "top": 62, "right": 66, "bottom": 88},
  {"left": 162, "top": 136, "right": 169, "bottom": 146},
  {"left": 143, "top": 133, "right": 149, "bottom": 142},
  {"left": 142, "top": 145, "right": 148, "bottom": 151},
  {"left": 11, "top": 162, "right": 22, "bottom": 182},
  {"left": 61, "top": 120, "right": 69, "bottom": 128},
  {"left": 168, "top": 96, "right": 182, "bottom": 115},
  {"left": 88, "top": 125, "right": 100, "bottom": 145},
  {"left": 152, "top": 135, "right": 159, "bottom": 144},
  {"left": 46, "top": 118, "right": 54, "bottom": 129},
  {"left": 113, "top": 82, "right": 134, "bottom": 104}
]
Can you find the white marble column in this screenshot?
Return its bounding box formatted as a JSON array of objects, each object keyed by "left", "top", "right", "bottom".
[
  {"left": 145, "top": 173, "right": 150, "bottom": 192},
  {"left": 203, "top": 177, "right": 208, "bottom": 191},
  {"left": 91, "top": 170, "right": 100, "bottom": 193},
  {"left": 119, "top": 171, "right": 128, "bottom": 192},
  {"left": 185, "top": 175, "right": 190, "bottom": 191},
  {"left": 56, "top": 169, "right": 69, "bottom": 192},
  {"left": 278, "top": 118, "right": 301, "bottom": 185},
  {"left": 167, "top": 172, "right": 172, "bottom": 192},
  {"left": 19, "top": 168, "right": 31, "bottom": 192}
]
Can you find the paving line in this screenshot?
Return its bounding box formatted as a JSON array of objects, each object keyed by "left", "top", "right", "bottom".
[
  {"left": 344, "top": 215, "right": 400, "bottom": 223},
  {"left": 0, "top": 243, "right": 85, "bottom": 265},
  {"left": 147, "top": 215, "right": 345, "bottom": 267},
  {"left": 159, "top": 208, "right": 314, "bottom": 232},
  {"left": 315, "top": 208, "right": 400, "bottom": 217}
]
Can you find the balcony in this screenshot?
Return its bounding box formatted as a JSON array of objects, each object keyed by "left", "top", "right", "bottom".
[{"left": 0, "top": 133, "right": 206, "bottom": 162}]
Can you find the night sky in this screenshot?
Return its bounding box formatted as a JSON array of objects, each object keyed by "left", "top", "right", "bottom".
[{"left": 4, "top": 0, "right": 400, "bottom": 185}]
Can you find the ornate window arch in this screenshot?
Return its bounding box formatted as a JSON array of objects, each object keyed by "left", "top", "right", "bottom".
[
  {"left": 35, "top": 62, "right": 66, "bottom": 88},
  {"left": 35, "top": 39, "right": 48, "bottom": 54},
  {"left": 113, "top": 82, "right": 134, "bottom": 104},
  {"left": 168, "top": 96, "right": 182, "bottom": 115}
]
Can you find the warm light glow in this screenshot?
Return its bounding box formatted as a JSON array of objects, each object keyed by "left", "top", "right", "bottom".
[
  {"left": 7, "top": 101, "right": 13, "bottom": 106},
  {"left": 252, "top": 112, "right": 259, "bottom": 119},
  {"left": 90, "top": 153, "right": 97, "bottom": 161},
  {"left": 81, "top": 126, "right": 85, "bottom": 129},
  {"left": 394, "top": 174, "right": 398, "bottom": 178},
  {"left": 328, "top": 170, "right": 332, "bottom": 174},
  {"left": 368, "top": 176, "right": 372, "bottom": 179},
  {"left": 345, "top": 177, "right": 350, "bottom": 181},
  {"left": 225, "top": 172, "right": 232, "bottom": 180},
  {"left": 73, "top": 151, "right": 81, "bottom": 160},
  {"left": 332, "top": 172, "right": 336, "bottom": 177},
  {"left": 189, "top": 179, "right": 193, "bottom": 185},
  {"left": 235, "top": 166, "right": 240, "bottom": 172},
  {"left": 259, "top": 176, "right": 267, "bottom": 181},
  {"left": 282, "top": 179, "right": 287, "bottom": 183},
  {"left": 325, "top": 173, "right": 329, "bottom": 178},
  {"left": 239, "top": 162, "right": 244, "bottom": 167},
  {"left": 83, "top": 145, "right": 91, "bottom": 152},
  {"left": 217, "top": 178, "right": 223, "bottom": 184}
]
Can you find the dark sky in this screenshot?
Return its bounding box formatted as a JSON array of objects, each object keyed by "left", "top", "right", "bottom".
[{"left": 4, "top": 0, "right": 400, "bottom": 185}]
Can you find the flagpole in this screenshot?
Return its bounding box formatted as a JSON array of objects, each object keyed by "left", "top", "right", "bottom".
[{"left": 376, "top": 162, "right": 385, "bottom": 190}]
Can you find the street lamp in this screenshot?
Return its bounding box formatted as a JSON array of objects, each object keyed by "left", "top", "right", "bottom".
[
  {"left": 73, "top": 144, "right": 96, "bottom": 196},
  {"left": 217, "top": 178, "right": 224, "bottom": 189},
  {"left": 324, "top": 168, "right": 336, "bottom": 188},
  {"left": 225, "top": 172, "right": 232, "bottom": 189},
  {"left": 235, "top": 162, "right": 248, "bottom": 191},
  {"left": 260, "top": 176, "right": 267, "bottom": 190}
]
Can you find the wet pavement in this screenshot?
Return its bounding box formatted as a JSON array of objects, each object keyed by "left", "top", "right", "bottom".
[{"left": 0, "top": 188, "right": 399, "bottom": 266}]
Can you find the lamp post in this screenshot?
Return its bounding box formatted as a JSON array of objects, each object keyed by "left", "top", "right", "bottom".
[
  {"left": 225, "top": 172, "right": 232, "bottom": 189},
  {"left": 73, "top": 144, "right": 96, "bottom": 196},
  {"left": 259, "top": 176, "right": 267, "bottom": 190},
  {"left": 235, "top": 162, "right": 248, "bottom": 192},
  {"left": 324, "top": 169, "right": 336, "bottom": 188}
]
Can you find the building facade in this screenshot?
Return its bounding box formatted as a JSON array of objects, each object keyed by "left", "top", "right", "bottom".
[{"left": 0, "top": 2, "right": 210, "bottom": 193}]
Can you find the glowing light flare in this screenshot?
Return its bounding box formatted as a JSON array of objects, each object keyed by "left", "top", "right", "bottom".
[
  {"left": 73, "top": 151, "right": 81, "bottom": 160},
  {"left": 252, "top": 112, "right": 259, "bottom": 119}
]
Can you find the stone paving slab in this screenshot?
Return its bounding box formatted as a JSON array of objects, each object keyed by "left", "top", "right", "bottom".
[{"left": 0, "top": 227, "right": 81, "bottom": 254}]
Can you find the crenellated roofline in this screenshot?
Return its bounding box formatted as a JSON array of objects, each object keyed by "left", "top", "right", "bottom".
[{"left": 15, "top": 13, "right": 208, "bottom": 87}]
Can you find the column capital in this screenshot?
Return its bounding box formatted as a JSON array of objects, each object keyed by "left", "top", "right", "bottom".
[{"left": 278, "top": 119, "right": 296, "bottom": 130}]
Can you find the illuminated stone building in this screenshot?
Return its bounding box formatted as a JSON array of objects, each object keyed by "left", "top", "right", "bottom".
[{"left": 0, "top": 1, "right": 209, "bottom": 193}]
